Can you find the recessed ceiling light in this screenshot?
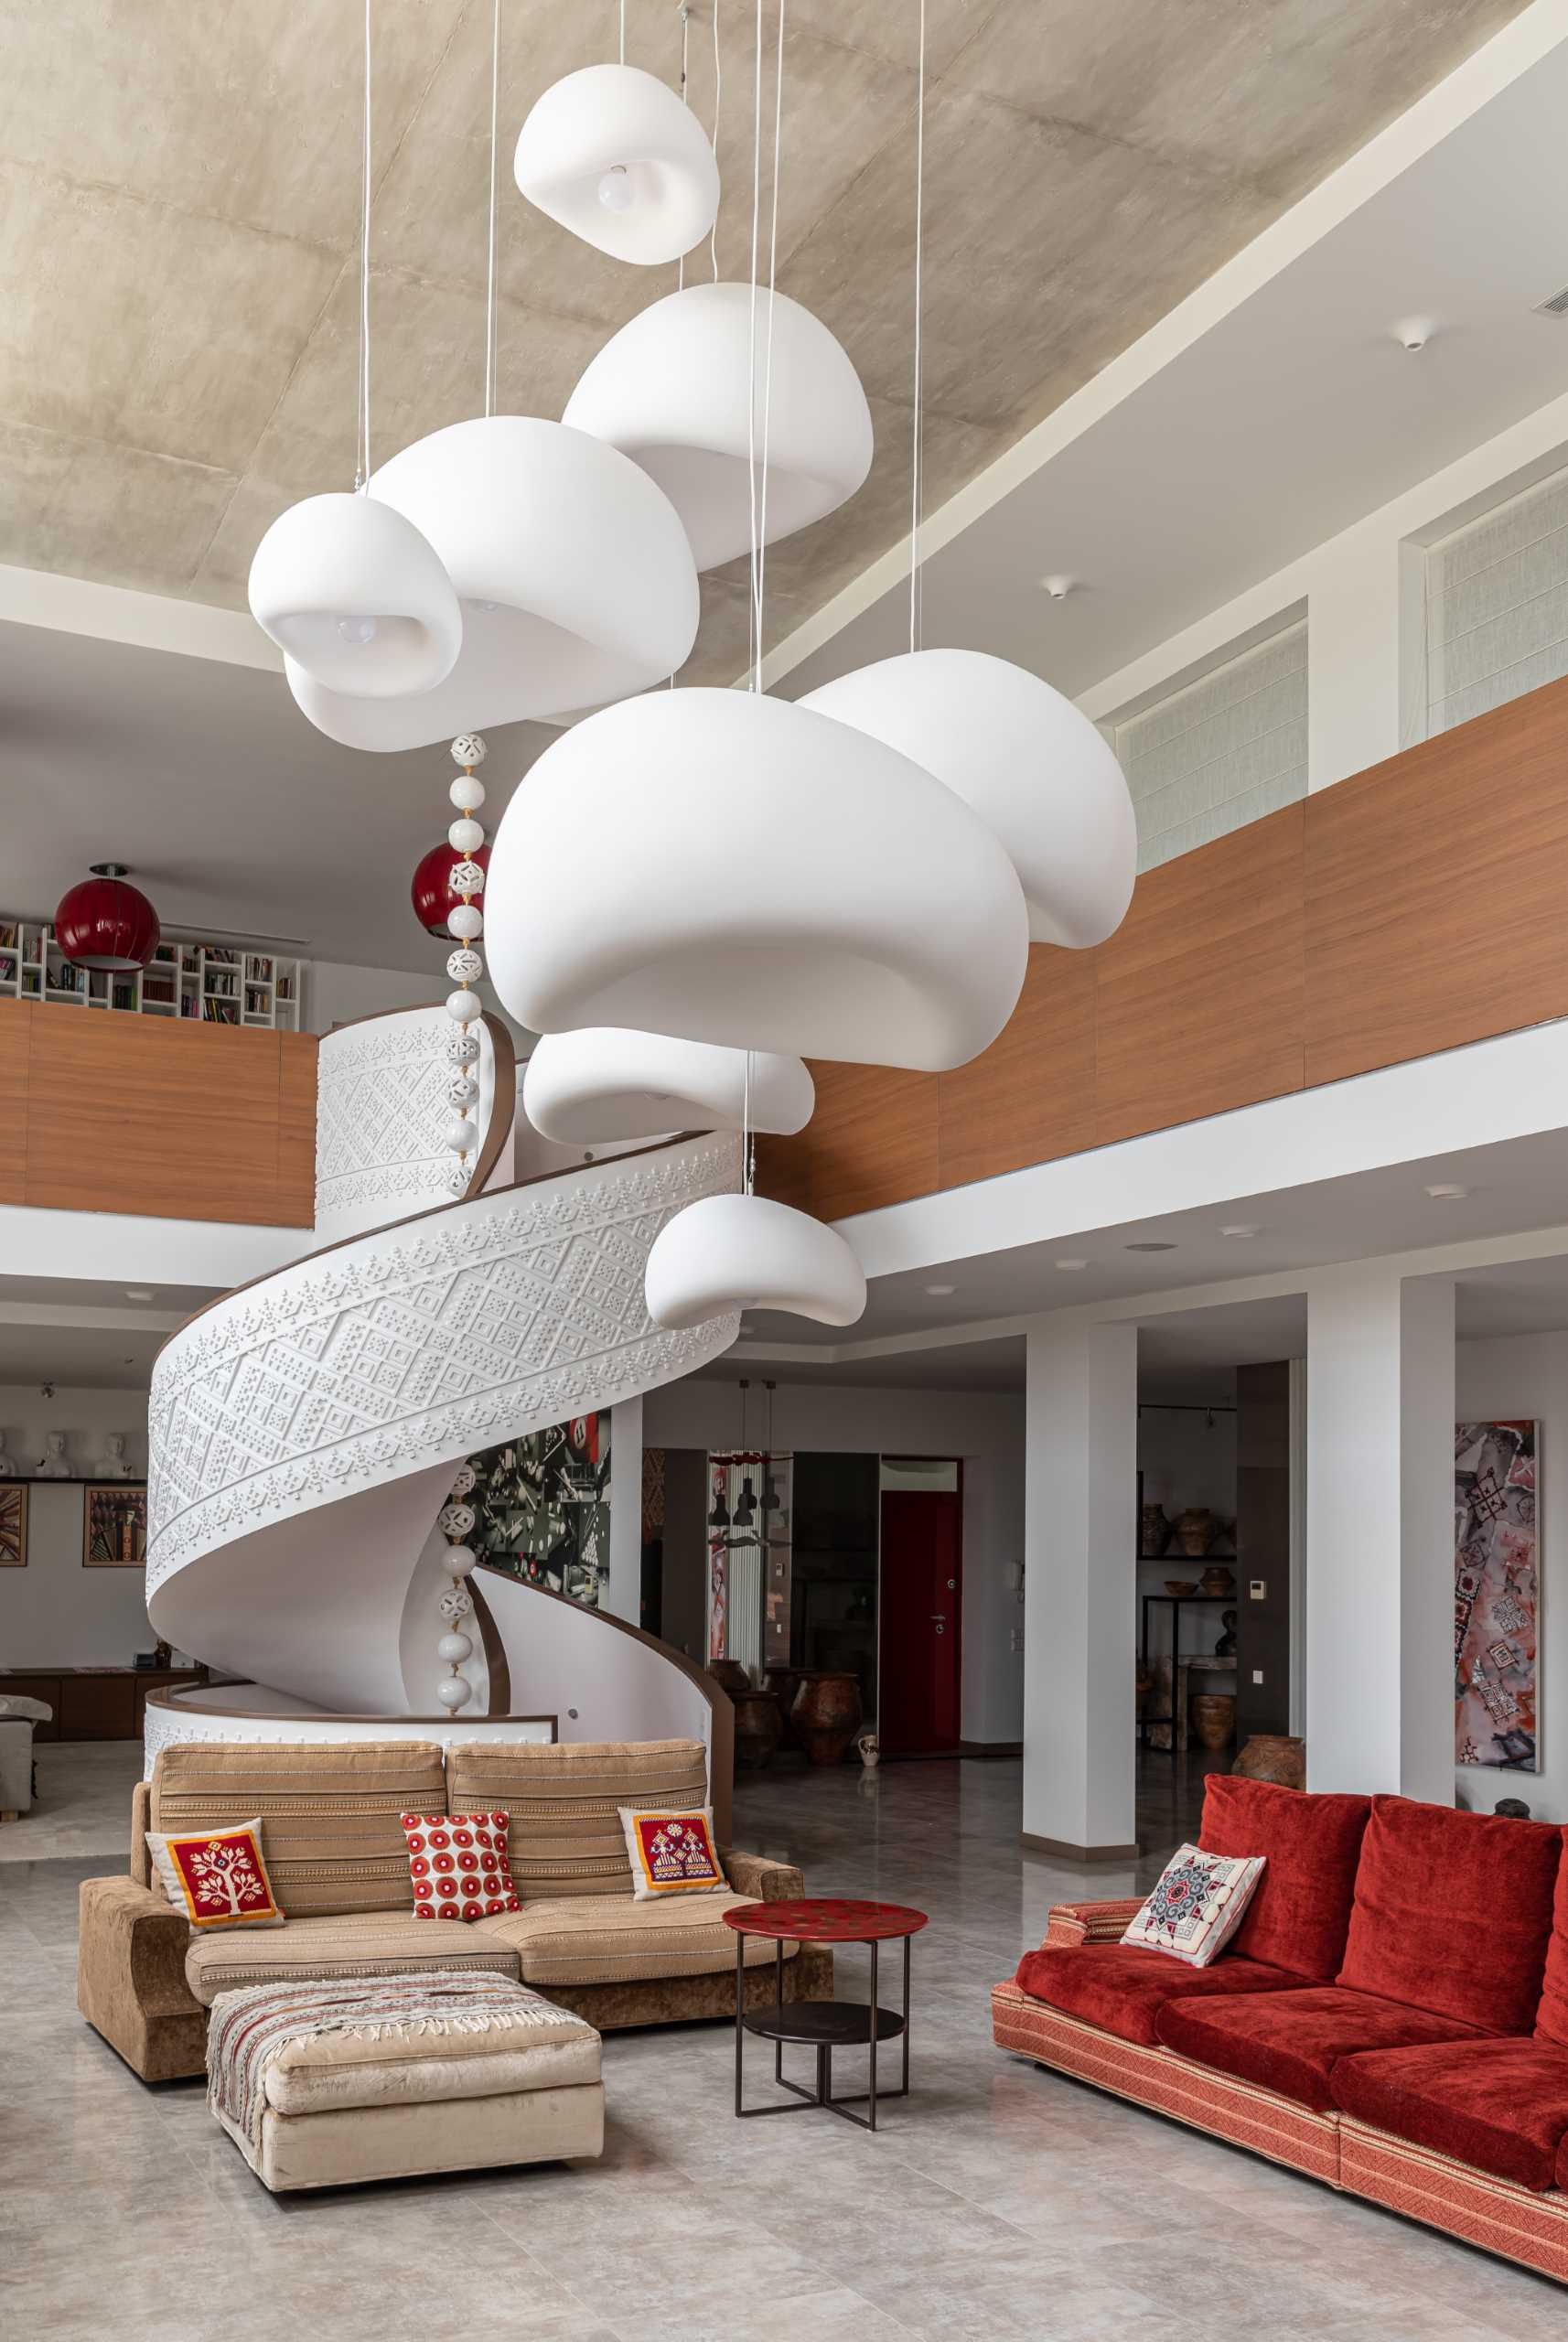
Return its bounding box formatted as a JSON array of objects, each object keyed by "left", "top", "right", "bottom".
[
  {"left": 1219, "top": 1224, "right": 1259, "bottom": 1240},
  {"left": 1053, "top": 1259, "right": 1089, "bottom": 1272},
  {"left": 125, "top": 1288, "right": 156, "bottom": 1302},
  {"left": 1040, "top": 574, "right": 1074, "bottom": 601},
  {"left": 1125, "top": 1241, "right": 1177, "bottom": 1253},
  {"left": 1391, "top": 316, "right": 1434, "bottom": 351},
  {"left": 924, "top": 1283, "right": 956, "bottom": 1296},
  {"left": 1424, "top": 1183, "right": 1468, "bottom": 1200}
]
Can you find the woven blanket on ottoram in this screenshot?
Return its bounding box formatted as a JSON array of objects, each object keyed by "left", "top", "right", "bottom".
[{"left": 207, "top": 1971, "right": 578, "bottom": 2149}]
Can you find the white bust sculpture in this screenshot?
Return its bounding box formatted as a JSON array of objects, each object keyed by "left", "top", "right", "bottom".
[
  {"left": 100, "top": 1432, "right": 133, "bottom": 1480},
  {"left": 38, "top": 1430, "right": 70, "bottom": 1478}
]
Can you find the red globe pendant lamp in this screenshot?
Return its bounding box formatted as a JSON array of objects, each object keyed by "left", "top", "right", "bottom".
[
  {"left": 413, "top": 841, "right": 489, "bottom": 940},
  {"left": 54, "top": 864, "right": 161, "bottom": 971}
]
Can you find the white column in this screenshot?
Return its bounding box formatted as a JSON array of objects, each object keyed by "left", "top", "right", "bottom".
[
  {"left": 603, "top": 1394, "right": 644, "bottom": 1626},
  {"left": 1022, "top": 1318, "right": 1139, "bottom": 1858},
  {"left": 1305, "top": 1270, "right": 1454, "bottom": 1800}
]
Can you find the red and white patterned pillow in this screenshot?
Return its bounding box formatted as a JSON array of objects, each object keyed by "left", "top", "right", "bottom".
[
  {"left": 401, "top": 1810, "right": 520, "bottom": 1922},
  {"left": 1121, "top": 1842, "right": 1264, "bottom": 1967}
]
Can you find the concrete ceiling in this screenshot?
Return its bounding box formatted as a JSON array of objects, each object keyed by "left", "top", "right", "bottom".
[{"left": 0, "top": 0, "right": 1530, "bottom": 693}]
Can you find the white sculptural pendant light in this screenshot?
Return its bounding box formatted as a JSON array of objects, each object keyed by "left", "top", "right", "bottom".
[
  {"left": 564, "top": 284, "right": 874, "bottom": 570},
  {"left": 800, "top": 648, "right": 1139, "bottom": 948},
  {"left": 483, "top": 685, "right": 1029, "bottom": 1072},
  {"left": 514, "top": 63, "right": 719, "bottom": 265},
  {"left": 523, "top": 1029, "right": 814, "bottom": 1145},
  {"left": 646, "top": 1192, "right": 866, "bottom": 1331},
  {"left": 285, "top": 417, "right": 701, "bottom": 750},
  {"left": 248, "top": 492, "right": 463, "bottom": 697}
]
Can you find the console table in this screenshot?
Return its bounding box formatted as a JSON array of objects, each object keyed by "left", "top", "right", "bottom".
[{"left": 0, "top": 1666, "right": 207, "bottom": 1742}]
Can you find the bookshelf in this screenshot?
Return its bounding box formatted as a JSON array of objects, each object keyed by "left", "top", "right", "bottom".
[{"left": 0, "top": 921, "right": 303, "bottom": 1030}]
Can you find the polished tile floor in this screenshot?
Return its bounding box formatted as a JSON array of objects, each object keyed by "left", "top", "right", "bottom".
[{"left": 5, "top": 1744, "right": 1567, "bottom": 2339}]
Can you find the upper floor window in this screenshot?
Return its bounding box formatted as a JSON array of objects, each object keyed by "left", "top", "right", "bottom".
[
  {"left": 1112, "top": 619, "right": 1306, "bottom": 876},
  {"left": 1426, "top": 465, "right": 1568, "bottom": 736}
]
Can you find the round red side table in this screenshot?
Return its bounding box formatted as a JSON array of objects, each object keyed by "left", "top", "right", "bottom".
[{"left": 723, "top": 1896, "right": 929, "bottom": 2131}]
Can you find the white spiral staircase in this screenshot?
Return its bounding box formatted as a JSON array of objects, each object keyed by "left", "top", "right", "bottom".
[{"left": 144, "top": 1005, "right": 740, "bottom": 1788}]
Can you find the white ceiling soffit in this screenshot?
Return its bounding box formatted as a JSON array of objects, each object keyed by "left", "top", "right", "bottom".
[{"left": 766, "top": 4, "right": 1568, "bottom": 705}]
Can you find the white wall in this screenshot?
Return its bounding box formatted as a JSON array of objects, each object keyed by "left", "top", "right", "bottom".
[
  {"left": 642, "top": 1378, "right": 1026, "bottom": 1745},
  {"left": 1081, "top": 386, "right": 1568, "bottom": 798},
  {"left": 0, "top": 1387, "right": 152, "bottom": 1668},
  {"left": 307, "top": 958, "right": 532, "bottom": 1055},
  {"left": 1455, "top": 1331, "right": 1568, "bottom": 1822}
]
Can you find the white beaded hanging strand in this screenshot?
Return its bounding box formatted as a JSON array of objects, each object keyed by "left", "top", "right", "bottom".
[
  {"left": 444, "top": 732, "right": 489, "bottom": 1186},
  {"left": 708, "top": 0, "right": 723, "bottom": 283},
  {"left": 438, "top": 1465, "right": 480, "bottom": 1714}
]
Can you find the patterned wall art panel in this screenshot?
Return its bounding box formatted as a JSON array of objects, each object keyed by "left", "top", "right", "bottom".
[
  {"left": 0, "top": 1482, "right": 27, "bottom": 1567},
  {"left": 1455, "top": 1420, "right": 1539, "bottom": 1772},
  {"left": 84, "top": 1482, "right": 148, "bottom": 1569},
  {"left": 467, "top": 1413, "right": 610, "bottom": 1608}
]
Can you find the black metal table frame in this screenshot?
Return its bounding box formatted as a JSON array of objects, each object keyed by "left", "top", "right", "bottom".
[{"left": 733, "top": 1930, "right": 912, "bottom": 2131}]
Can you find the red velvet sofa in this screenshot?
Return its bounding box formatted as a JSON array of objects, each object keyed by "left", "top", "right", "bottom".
[{"left": 993, "top": 1778, "right": 1568, "bottom": 2283}]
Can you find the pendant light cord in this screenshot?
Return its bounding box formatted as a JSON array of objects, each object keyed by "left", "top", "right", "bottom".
[
  {"left": 754, "top": 0, "right": 784, "bottom": 689},
  {"left": 909, "top": 0, "right": 926, "bottom": 652},
  {"left": 618, "top": 0, "right": 627, "bottom": 63},
  {"left": 676, "top": 5, "right": 690, "bottom": 294},
  {"left": 356, "top": 0, "right": 372, "bottom": 488},
  {"left": 753, "top": 0, "right": 772, "bottom": 693},
  {"left": 708, "top": 0, "right": 723, "bottom": 282},
  {"left": 485, "top": 0, "right": 500, "bottom": 417}
]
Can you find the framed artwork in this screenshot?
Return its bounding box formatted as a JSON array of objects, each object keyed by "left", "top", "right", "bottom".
[
  {"left": 467, "top": 1414, "right": 610, "bottom": 1609},
  {"left": 83, "top": 1483, "right": 148, "bottom": 1569},
  {"left": 0, "top": 1483, "right": 27, "bottom": 1568},
  {"left": 1455, "top": 1421, "right": 1539, "bottom": 1772}
]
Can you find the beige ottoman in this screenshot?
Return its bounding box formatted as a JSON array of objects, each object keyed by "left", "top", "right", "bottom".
[{"left": 209, "top": 1973, "right": 604, "bottom": 2192}]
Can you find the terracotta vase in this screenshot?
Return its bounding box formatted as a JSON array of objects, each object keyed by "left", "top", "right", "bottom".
[
  {"left": 1173, "top": 1508, "right": 1217, "bottom": 1558},
  {"left": 709, "top": 1660, "right": 752, "bottom": 1699},
  {"left": 1232, "top": 1733, "right": 1305, "bottom": 1789},
  {"left": 1139, "top": 1503, "right": 1169, "bottom": 1559},
  {"left": 789, "top": 1671, "right": 863, "bottom": 1767},
  {"left": 1198, "top": 1563, "right": 1236, "bottom": 1598},
  {"left": 732, "top": 1691, "right": 781, "bottom": 1770},
  {"left": 1190, "top": 1692, "right": 1236, "bottom": 1751}
]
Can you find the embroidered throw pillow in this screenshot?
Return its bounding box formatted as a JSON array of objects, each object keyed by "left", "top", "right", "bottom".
[
  {"left": 619, "top": 1804, "right": 728, "bottom": 1899},
  {"left": 1121, "top": 1842, "right": 1265, "bottom": 1967},
  {"left": 401, "top": 1810, "right": 521, "bottom": 1922},
  {"left": 145, "top": 1816, "right": 284, "bottom": 1932}
]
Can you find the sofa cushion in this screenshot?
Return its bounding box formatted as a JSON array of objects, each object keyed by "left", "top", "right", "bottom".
[
  {"left": 1156, "top": 1984, "right": 1487, "bottom": 2113},
  {"left": 1012, "top": 1944, "right": 1305, "bottom": 2049},
  {"left": 184, "top": 1911, "right": 521, "bottom": 2007},
  {"left": 475, "top": 1890, "right": 798, "bottom": 1988},
  {"left": 446, "top": 1738, "right": 709, "bottom": 1901},
  {"left": 151, "top": 1741, "right": 446, "bottom": 1918},
  {"left": 1531, "top": 1827, "right": 1568, "bottom": 2046},
  {"left": 1198, "top": 1777, "right": 1369, "bottom": 1983},
  {"left": 1332, "top": 2036, "right": 1568, "bottom": 2193},
  {"left": 1337, "top": 1795, "right": 1561, "bottom": 2033}
]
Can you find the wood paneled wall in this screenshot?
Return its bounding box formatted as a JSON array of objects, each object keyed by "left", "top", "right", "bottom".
[
  {"left": 0, "top": 1002, "right": 317, "bottom": 1226},
  {"left": 758, "top": 674, "right": 1568, "bottom": 1221}
]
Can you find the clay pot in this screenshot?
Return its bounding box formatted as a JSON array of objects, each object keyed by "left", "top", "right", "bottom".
[
  {"left": 1164, "top": 1580, "right": 1197, "bottom": 1597},
  {"left": 732, "top": 1691, "right": 781, "bottom": 1771},
  {"left": 1140, "top": 1503, "right": 1170, "bottom": 1559},
  {"left": 1198, "top": 1563, "right": 1236, "bottom": 1598},
  {"left": 1190, "top": 1692, "right": 1236, "bottom": 1752},
  {"left": 709, "top": 1660, "right": 752, "bottom": 1699},
  {"left": 1173, "top": 1508, "right": 1217, "bottom": 1558},
  {"left": 1232, "top": 1734, "right": 1305, "bottom": 1789},
  {"left": 789, "top": 1671, "right": 863, "bottom": 1767}
]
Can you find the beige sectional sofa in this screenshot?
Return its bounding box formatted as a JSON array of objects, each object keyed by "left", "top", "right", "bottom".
[{"left": 79, "top": 1735, "right": 832, "bottom": 2081}]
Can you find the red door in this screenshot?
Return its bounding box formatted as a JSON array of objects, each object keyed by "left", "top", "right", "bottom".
[{"left": 877, "top": 1488, "right": 962, "bottom": 1756}]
